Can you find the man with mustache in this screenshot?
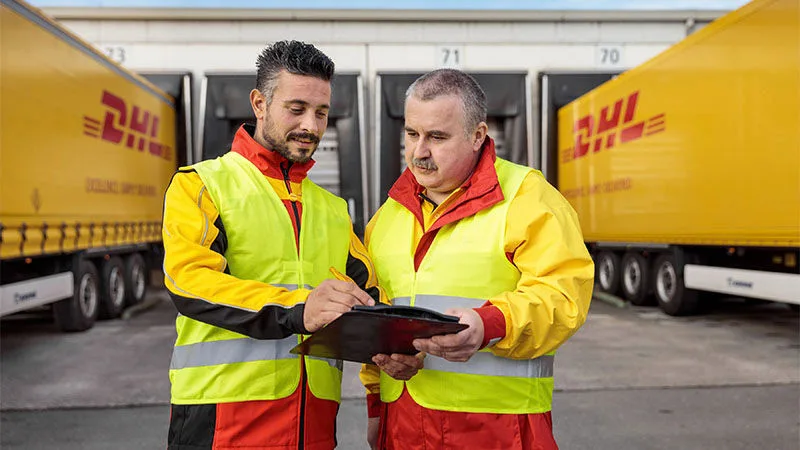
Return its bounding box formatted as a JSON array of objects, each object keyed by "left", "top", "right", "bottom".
[
  {"left": 361, "top": 69, "right": 594, "bottom": 449},
  {"left": 162, "top": 40, "right": 379, "bottom": 450}
]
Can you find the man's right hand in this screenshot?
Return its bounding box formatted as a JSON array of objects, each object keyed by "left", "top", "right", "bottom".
[{"left": 303, "top": 279, "right": 374, "bottom": 332}]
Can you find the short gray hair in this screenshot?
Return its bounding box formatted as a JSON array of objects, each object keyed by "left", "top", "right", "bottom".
[{"left": 405, "top": 69, "right": 487, "bottom": 135}]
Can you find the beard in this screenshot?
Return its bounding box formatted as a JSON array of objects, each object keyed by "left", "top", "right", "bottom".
[{"left": 260, "top": 116, "right": 320, "bottom": 164}]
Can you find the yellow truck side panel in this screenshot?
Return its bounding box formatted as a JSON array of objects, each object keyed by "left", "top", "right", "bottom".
[
  {"left": 0, "top": 0, "right": 177, "bottom": 259},
  {"left": 557, "top": 0, "right": 799, "bottom": 247}
]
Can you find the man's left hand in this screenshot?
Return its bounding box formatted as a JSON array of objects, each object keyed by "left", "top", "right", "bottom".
[
  {"left": 372, "top": 352, "right": 425, "bottom": 381},
  {"left": 413, "top": 308, "right": 484, "bottom": 362}
]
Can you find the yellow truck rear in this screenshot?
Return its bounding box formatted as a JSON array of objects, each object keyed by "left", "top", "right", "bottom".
[
  {"left": 554, "top": 0, "right": 799, "bottom": 314},
  {"left": 1, "top": 0, "right": 178, "bottom": 330}
]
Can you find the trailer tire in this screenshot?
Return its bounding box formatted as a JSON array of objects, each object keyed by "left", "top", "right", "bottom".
[
  {"left": 621, "top": 252, "right": 654, "bottom": 306},
  {"left": 53, "top": 260, "right": 100, "bottom": 332},
  {"left": 596, "top": 251, "right": 621, "bottom": 295},
  {"left": 653, "top": 254, "right": 698, "bottom": 316},
  {"left": 124, "top": 253, "right": 148, "bottom": 306},
  {"left": 98, "top": 256, "right": 126, "bottom": 319}
]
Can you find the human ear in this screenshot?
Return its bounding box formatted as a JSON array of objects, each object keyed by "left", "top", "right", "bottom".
[
  {"left": 473, "top": 121, "right": 488, "bottom": 152},
  {"left": 250, "top": 89, "right": 266, "bottom": 120}
]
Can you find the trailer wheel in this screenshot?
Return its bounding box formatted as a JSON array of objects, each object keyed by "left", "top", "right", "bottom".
[
  {"left": 596, "top": 251, "right": 621, "bottom": 295},
  {"left": 124, "top": 253, "right": 148, "bottom": 306},
  {"left": 98, "top": 256, "right": 126, "bottom": 319},
  {"left": 621, "top": 252, "right": 654, "bottom": 306},
  {"left": 53, "top": 260, "right": 100, "bottom": 332},
  {"left": 653, "top": 254, "right": 698, "bottom": 316}
]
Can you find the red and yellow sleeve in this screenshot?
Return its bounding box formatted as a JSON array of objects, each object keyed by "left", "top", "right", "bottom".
[
  {"left": 486, "top": 171, "right": 594, "bottom": 359},
  {"left": 162, "top": 169, "right": 311, "bottom": 339}
]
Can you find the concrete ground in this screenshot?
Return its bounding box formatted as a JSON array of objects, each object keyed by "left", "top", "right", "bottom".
[{"left": 1, "top": 289, "right": 798, "bottom": 449}]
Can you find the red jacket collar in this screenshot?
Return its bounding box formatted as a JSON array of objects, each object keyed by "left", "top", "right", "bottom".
[
  {"left": 387, "top": 137, "right": 505, "bottom": 232},
  {"left": 231, "top": 124, "right": 315, "bottom": 182}
]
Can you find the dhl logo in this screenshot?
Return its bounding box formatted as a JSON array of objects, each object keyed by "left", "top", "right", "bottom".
[
  {"left": 562, "top": 91, "right": 665, "bottom": 163},
  {"left": 83, "top": 90, "right": 172, "bottom": 160}
]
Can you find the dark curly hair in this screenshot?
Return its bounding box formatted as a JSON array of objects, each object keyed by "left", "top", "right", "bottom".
[{"left": 255, "top": 40, "right": 335, "bottom": 104}]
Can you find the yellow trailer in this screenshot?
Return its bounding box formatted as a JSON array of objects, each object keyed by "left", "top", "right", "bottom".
[
  {"left": 554, "top": 0, "right": 799, "bottom": 314},
  {"left": 1, "top": 0, "right": 179, "bottom": 330}
]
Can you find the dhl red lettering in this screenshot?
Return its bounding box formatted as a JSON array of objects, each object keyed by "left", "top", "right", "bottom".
[
  {"left": 606, "top": 133, "right": 616, "bottom": 149},
  {"left": 561, "top": 91, "right": 666, "bottom": 163},
  {"left": 592, "top": 138, "right": 602, "bottom": 153},
  {"left": 84, "top": 90, "right": 169, "bottom": 161},
  {"left": 597, "top": 99, "right": 623, "bottom": 133},
  {"left": 620, "top": 123, "right": 644, "bottom": 143},
  {"left": 644, "top": 113, "right": 666, "bottom": 135},
  {"left": 623, "top": 91, "right": 639, "bottom": 123},
  {"left": 101, "top": 91, "right": 126, "bottom": 144},
  {"left": 573, "top": 115, "right": 594, "bottom": 159},
  {"left": 149, "top": 142, "right": 163, "bottom": 157},
  {"left": 129, "top": 106, "right": 150, "bottom": 134},
  {"left": 149, "top": 116, "right": 160, "bottom": 138}
]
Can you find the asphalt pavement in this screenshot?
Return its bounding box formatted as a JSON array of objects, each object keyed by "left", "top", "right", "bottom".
[{"left": 1, "top": 288, "right": 798, "bottom": 449}]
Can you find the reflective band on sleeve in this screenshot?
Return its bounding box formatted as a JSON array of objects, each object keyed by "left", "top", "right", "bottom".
[
  {"left": 423, "top": 353, "right": 554, "bottom": 378},
  {"left": 272, "top": 284, "right": 312, "bottom": 290},
  {"left": 170, "top": 336, "right": 299, "bottom": 370}
]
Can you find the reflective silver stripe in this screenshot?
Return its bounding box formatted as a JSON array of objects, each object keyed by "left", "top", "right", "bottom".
[
  {"left": 272, "top": 284, "right": 312, "bottom": 290},
  {"left": 170, "top": 336, "right": 298, "bottom": 370},
  {"left": 424, "top": 353, "right": 554, "bottom": 378},
  {"left": 308, "top": 356, "right": 344, "bottom": 371},
  {"left": 391, "top": 294, "right": 484, "bottom": 312},
  {"left": 392, "top": 296, "right": 411, "bottom": 306}
]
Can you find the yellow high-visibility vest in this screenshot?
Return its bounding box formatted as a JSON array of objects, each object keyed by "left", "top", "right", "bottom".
[
  {"left": 169, "top": 151, "right": 349, "bottom": 404},
  {"left": 369, "top": 157, "right": 555, "bottom": 414}
]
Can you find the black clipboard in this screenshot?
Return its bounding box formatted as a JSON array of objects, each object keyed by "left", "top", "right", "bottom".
[{"left": 290, "top": 304, "right": 469, "bottom": 364}]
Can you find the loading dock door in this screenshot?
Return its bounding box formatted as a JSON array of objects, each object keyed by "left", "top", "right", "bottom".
[
  {"left": 538, "top": 72, "right": 620, "bottom": 187},
  {"left": 198, "top": 73, "right": 368, "bottom": 235},
  {"left": 375, "top": 72, "right": 530, "bottom": 210},
  {"left": 139, "top": 71, "right": 194, "bottom": 167}
]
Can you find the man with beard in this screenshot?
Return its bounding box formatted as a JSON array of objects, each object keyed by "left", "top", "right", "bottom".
[
  {"left": 162, "top": 40, "right": 379, "bottom": 450},
  {"left": 360, "top": 69, "right": 594, "bottom": 449}
]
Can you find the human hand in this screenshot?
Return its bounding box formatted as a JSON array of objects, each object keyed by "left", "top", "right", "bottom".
[
  {"left": 303, "top": 279, "right": 374, "bottom": 332},
  {"left": 412, "top": 308, "right": 484, "bottom": 362},
  {"left": 372, "top": 352, "right": 425, "bottom": 381},
  {"left": 367, "top": 417, "right": 380, "bottom": 449}
]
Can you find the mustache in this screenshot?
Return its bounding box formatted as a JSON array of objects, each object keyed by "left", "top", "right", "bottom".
[
  {"left": 287, "top": 132, "right": 320, "bottom": 144},
  {"left": 412, "top": 158, "right": 437, "bottom": 170}
]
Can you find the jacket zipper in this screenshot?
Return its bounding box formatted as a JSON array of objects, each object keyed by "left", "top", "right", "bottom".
[
  {"left": 281, "top": 162, "right": 306, "bottom": 450},
  {"left": 281, "top": 163, "right": 302, "bottom": 240}
]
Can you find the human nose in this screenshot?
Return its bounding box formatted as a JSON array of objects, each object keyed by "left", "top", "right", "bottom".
[
  {"left": 411, "top": 138, "right": 431, "bottom": 160},
  {"left": 300, "top": 111, "right": 321, "bottom": 135}
]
